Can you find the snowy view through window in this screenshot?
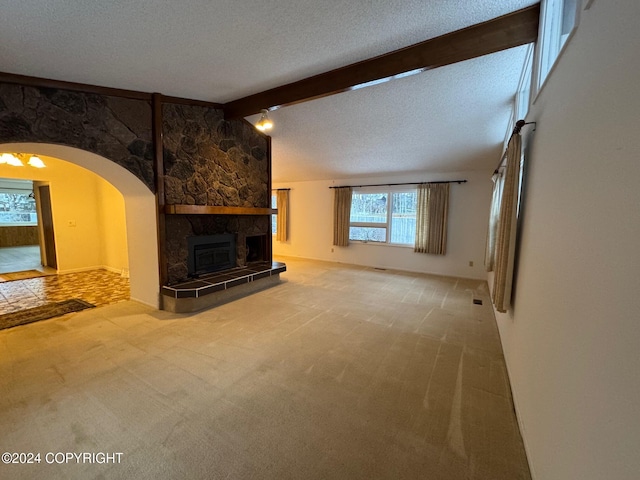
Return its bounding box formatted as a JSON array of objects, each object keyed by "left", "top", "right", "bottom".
[
  {"left": 0, "top": 192, "right": 37, "bottom": 225},
  {"left": 349, "top": 190, "right": 416, "bottom": 245}
]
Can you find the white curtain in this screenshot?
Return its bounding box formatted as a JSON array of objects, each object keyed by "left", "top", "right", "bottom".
[
  {"left": 414, "top": 183, "right": 450, "bottom": 255},
  {"left": 333, "top": 187, "right": 352, "bottom": 247},
  {"left": 276, "top": 189, "right": 289, "bottom": 242},
  {"left": 491, "top": 134, "right": 522, "bottom": 313},
  {"left": 485, "top": 169, "right": 504, "bottom": 272}
]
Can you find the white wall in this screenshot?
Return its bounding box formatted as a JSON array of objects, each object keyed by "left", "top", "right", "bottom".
[
  {"left": 273, "top": 170, "right": 492, "bottom": 279},
  {"left": 491, "top": 1, "right": 640, "bottom": 479}
]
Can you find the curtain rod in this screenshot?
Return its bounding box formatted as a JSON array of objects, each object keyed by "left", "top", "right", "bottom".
[
  {"left": 329, "top": 180, "right": 466, "bottom": 189},
  {"left": 274, "top": 188, "right": 291, "bottom": 191},
  {"left": 493, "top": 119, "right": 536, "bottom": 174}
]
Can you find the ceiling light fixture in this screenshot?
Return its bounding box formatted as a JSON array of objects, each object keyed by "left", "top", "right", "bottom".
[
  {"left": 27, "top": 155, "right": 46, "bottom": 168},
  {"left": 255, "top": 109, "right": 273, "bottom": 132},
  {"left": 0, "top": 153, "right": 14, "bottom": 165},
  {"left": 3, "top": 153, "right": 24, "bottom": 167},
  {"left": 0, "top": 153, "right": 46, "bottom": 168}
]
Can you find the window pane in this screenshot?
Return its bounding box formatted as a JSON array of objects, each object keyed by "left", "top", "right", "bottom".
[
  {"left": 390, "top": 192, "right": 416, "bottom": 244},
  {"left": 271, "top": 194, "right": 277, "bottom": 235},
  {"left": 560, "top": 0, "right": 578, "bottom": 46},
  {"left": 350, "top": 193, "right": 387, "bottom": 224},
  {"left": 0, "top": 192, "right": 38, "bottom": 225},
  {"left": 516, "top": 45, "right": 534, "bottom": 120},
  {"left": 349, "top": 227, "right": 386, "bottom": 243},
  {"left": 538, "top": 0, "right": 578, "bottom": 88}
]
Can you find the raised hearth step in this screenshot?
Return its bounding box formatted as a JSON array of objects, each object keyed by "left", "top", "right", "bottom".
[{"left": 162, "top": 261, "right": 286, "bottom": 299}]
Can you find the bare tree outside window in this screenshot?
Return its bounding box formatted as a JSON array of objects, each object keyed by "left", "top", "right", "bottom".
[
  {"left": 0, "top": 192, "right": 37, "bottom": 225},
  {"left": 349, "top": 189, "right": 416, "bottom": 245}
]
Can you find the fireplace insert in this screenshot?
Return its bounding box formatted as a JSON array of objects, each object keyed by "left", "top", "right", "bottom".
[{"left": 187, "top": 234, "right": 236, "bottom": 276}]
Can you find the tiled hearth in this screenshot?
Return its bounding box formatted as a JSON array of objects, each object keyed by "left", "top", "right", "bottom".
[{"left": 161, "top": 261, "right": 286, "bottom": 313}]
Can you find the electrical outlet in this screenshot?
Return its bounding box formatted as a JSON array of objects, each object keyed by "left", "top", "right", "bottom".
[{"left": 468, "top": 261, "right": 474, "bottom": 267}]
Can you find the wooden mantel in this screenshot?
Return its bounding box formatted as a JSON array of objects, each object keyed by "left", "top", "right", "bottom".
[{"left": 164, "top": 205, "right": 276, "bottom": 215}]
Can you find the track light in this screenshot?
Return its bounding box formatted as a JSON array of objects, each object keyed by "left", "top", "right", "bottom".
[{"left": 255, "top": 109, "right": 273, "bottom": 132}]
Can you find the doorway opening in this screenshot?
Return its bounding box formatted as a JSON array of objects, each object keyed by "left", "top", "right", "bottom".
[
  {"left": 0, "top": 143, "right": 159, "bottom": 308},
  {"left": 0, "top": 178, "right": 55, "bottom": 275}
]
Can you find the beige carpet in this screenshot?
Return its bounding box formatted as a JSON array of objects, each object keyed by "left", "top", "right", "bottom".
[{"left": 0, "top": 257, "right": 531, "bottom": 479}]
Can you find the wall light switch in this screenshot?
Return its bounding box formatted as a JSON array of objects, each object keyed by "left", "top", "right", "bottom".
[{"left": 468, "top": 261, "right": 474, "bottom": 267}]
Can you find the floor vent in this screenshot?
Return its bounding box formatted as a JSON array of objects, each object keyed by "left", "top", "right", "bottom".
[{"left": 473, "top": 299, "right": 483, "bottom": 305}]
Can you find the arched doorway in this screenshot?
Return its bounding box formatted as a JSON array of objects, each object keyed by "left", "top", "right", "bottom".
[{"left": 0, "top": 143, "right": 159, "bottom": 308}]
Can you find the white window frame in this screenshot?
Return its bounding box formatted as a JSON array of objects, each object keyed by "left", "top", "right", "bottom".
[
  {"left": 349, "top": 186, "right": 417, "bottom": 247},
  {"left": 502, "top": 43, "right": 535, "bottom": 155},
  {"left": 349, "top": 187, "right": 389, "bottom": 244},
  {"left": 532, "top": 0, "right": 581, "bottom": 99},
  {"left": 516, "top": 44, "right": 535, "bottom": 121}
]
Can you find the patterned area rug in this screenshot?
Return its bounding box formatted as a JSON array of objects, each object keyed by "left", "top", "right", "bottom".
[
  {"left": 0, "top": 269, "right": 53, "bottom": 282},
  {"left": 0, "top": 299, "right": 95, "bottom": 331}
]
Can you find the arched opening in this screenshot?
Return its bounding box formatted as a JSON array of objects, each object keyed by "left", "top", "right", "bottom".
[{"left": 0, "top": 143, "right": 159, "bottom": 308}]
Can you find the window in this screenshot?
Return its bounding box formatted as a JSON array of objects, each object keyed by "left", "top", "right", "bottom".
[
  {"left": 390, "top": 191, "right": 417, "bottom": 244},
  {"left": 271, "top": 193, "right": 277, "bottom": 235},
  {"left": 534, "top": 0, "right": 580, "bottom": 94},
  {"left": 502, "top": 44, "right": 534, "bottom": 154},
  {"left": 349, "top": 188, "right": 416, "bottom": 246},
  {"left": 0, "top": 179, "right": 37, "bottom": 226},
  {"left": 515, "top": 45, "right": 534, "bottom": 121},
  {"left": 502, "top": 44, "right": 535, "bottom": 219},
  {"left": 349, "top": 191, "right": 388, "bottom": 243}
]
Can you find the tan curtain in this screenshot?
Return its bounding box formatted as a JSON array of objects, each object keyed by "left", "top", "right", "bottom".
[
  {"left": 276, "top": 189, "right": 289, "bottom": 242},
  {"left": 485, "top": 169, "right": 504, "bottom": 272},
  {"left": 414, "top": 183, "right": 450, "bottom": 255},
  {"left": 491, "top": 134, "right": 522, "bottom": 313},
  {"left": 333, "top": 186, "right": 352, "bottom": 247}
]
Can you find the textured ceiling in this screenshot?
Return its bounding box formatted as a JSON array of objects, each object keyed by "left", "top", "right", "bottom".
[{"left": 1, "top": 0, "right": 537, "bottom": 182}]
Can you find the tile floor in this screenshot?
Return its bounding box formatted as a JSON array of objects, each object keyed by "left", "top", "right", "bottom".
[
  {"left": 0, "top": 269, "right": 130, "bottom": 315},
  {"left": 0, "top": 245, "right": 44, "bottom": 274},
  {"left": 0, "top": 246, "right": 130, "bottom": 315},
  {"left": 0, "top": 257, "right": 530, "bottom": 479}
]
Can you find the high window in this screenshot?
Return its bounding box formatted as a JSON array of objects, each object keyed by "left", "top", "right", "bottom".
[
  {"left": 534, "top": 0, "right": 580, "bottom": 93},
  {"left": 349, "top": 187, "right": 416, "bottom": 246}
]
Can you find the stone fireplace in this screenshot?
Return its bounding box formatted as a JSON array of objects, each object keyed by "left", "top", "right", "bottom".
[
  {"left": 0, "top": 75, "right": 285, "bottom": 312},
  {"left": 164, "top": 214, "right": 271, "bottom": 285}
]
